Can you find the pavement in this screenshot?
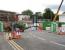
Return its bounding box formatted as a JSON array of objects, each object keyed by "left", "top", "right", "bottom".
[
  {"left": 0, "top": 32, "right": 14, "bottom": 50},
  {"left": 14, "top": 28, "right": 65, "bottom": 50}
]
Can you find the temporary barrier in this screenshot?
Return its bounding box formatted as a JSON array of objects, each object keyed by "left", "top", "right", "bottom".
[
  {"left": 58, "top": 22, "right": 65, "bottom": 35},
  {"left": 57, "top": 22, "right": 65, "bottom": 35},
  {"left": 46, "top": 27, "right": 51, "bottom": 30},
  {"left": 0, "top": 21, "right": 3, "bottom": 32},
  {"left": 58, "top": 27, "right": 65, "bottom": 35},
  {"left": 51, "top": 22, "right": 58, "bottom": 32},
  {"left": 42, "top": 21, "right": 51, "bottom": 30}
]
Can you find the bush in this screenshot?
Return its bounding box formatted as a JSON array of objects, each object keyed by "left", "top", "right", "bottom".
[{"left": 14, "top": 22, "right": 26, "bottom": 30}]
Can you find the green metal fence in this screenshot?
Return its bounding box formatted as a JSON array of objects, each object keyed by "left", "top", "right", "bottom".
[
  {"left": 0, "top": 21, "right": 3, "bottom": 32},
  {"left": 42, "top": 21, "right": 51, "bottom": 30},
  {"left": 42, "top": 20, "right": 58, "bottom": 32},
  {"left": 51, "top": 22, "right": 58, "bottom": 32}
]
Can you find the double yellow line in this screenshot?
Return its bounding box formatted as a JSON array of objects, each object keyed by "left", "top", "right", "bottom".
[
  {"left": 4, "top": 33, "right": 24, "bottom": 50},
  {"left": 7, "top": 40, "right": 24, "bottom": 50}
]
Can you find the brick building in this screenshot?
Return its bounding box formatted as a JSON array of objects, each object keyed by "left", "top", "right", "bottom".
[
  {"left": 0, "top": 10, "right": 18, "bottom": 21},
  {"left": 0, "top": 10, "right": 18, "bottom": 31}
]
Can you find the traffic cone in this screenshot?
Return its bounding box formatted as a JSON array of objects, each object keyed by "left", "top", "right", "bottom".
[
  {"left": 37, "top": 26, "right": 42, "bottom": 32},
  {"left": 58, "top": 32, "right": 65, "bottom": 35},
  {"left": 12, "top": 31, "right": 17, "bottom": 39},
  {"left": 16, "top": 32, "right": 21, "bottom": 39},
  {"left": 8, "top": 32, "right": 12, "bottom": 40}
]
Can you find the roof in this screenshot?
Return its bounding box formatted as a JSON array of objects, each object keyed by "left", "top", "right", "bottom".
[{"left": 0, "top": 10, "right": 16, "bottom": 14}]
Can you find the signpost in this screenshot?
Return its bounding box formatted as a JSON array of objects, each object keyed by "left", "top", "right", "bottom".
[{"left": 32, "top": 15, "right": 38, "bottom": 30}]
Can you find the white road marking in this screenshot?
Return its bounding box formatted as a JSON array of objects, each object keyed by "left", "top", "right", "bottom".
[
  {"left": 4, "top": 32, "right": 24, "bottom": 50},
  {"left": 32, "top": 34, "right": 46, "bottom": 41},
  {"left": 7, "top": 40, "right": 16, "bottom": 50},
  {"left": 30, "top": 33, "right": 65, "bottom": 47},
  {"left": 50, "top": 41, "right": 65, "bottom": 47},
  {"left": 11, "top": 40, "right": 24, "bottom": 50}
]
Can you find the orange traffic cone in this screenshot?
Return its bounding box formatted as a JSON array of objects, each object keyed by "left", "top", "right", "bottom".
[
  {"left": 16, "top": 32, "right": 21, "bottom": 39},
  {"left": 37, "top": 26, "right": 42, "bottom": 32},
  {"left": 8, "top": 32, "right": 12, "bottom": 40},
  {"left": 12, "top": 31, "right": 17, "bottom": 39}
]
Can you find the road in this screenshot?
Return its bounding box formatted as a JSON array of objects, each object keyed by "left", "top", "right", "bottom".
[
  {"left": 14, "top": 28, "right": 65, "bottom": 50},
  {"left": 0, "top": 32, "right": 14, "bottom": 50}
]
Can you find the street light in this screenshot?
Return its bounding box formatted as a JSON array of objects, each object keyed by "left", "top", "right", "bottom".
[{"left": 33, "top": 15, "right": 38, "bottom": 30}]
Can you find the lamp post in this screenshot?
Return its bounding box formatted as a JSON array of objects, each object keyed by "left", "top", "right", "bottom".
[{"left": 33, "top": 15, "right": 38, "bottom": 30}]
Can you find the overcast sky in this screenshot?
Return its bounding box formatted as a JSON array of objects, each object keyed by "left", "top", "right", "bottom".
[{"left": 0, "top": 0, "right": 65, "bottom": 14}]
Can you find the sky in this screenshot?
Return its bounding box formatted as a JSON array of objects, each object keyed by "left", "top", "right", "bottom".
[{"left": 0, "top": 0, "right": 65, "bottom": 14}]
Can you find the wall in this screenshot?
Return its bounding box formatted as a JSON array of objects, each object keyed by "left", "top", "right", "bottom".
[{"left": 59, "top": 14, "right": 65, "bottom": 22}]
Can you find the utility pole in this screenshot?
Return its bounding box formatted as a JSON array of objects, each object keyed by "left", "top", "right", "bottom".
[{"left": 53, "top": 0, "right": 64, "bottom": 21}]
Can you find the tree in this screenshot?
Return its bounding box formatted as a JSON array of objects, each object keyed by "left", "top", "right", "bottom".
[
  {"left": 14, "top": 21, "right": 26, "bottom": 30},
  {"left": 35, "top": 12, "right": 43, "bottom": 19},
  {"left": 43, "top": 8, "right": 55, "bottom": 21},
  {"left": 54, "top": 14, "right": 59, "bottom": 21},
  {"left": 22, "top": 9, "right": 33, "bottom": 19}
]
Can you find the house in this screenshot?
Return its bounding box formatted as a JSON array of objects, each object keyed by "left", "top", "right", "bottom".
[
  {"left": 0, "top": 10, "right": 18, "bottom": 21},
  {"left": 17, "top": 14, "right": 30, "bottom": 21},
  {"left": 59, "top": 13, "right": 65, "bottom": 22},
  {"left": 0, "top": 10, "right": 18, "bottom": 31}
]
